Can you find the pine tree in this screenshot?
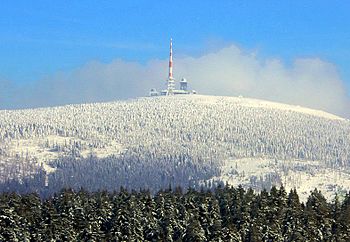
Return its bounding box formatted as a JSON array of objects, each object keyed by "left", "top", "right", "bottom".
[
  {"left": 108, "top": 190, "right": 131, "bottom": 240},
  {"left": 339, "top": 191, "right": 350, "bottom": 239},
  {"left": 208, "top": 196, "right": 223, "bottom": 241},
  {"left": 183, "top": 215, "right": 206, "bottom": 241},
  {"left": 253, "top": 189, "right": 269, "bottom": 240},
  {"left": 0, "top": 194, "right": 27, "bottom": 242},
  {"left": 283, "top": 188, "right": 304, "bottom": 241},
  {"left": 20, "top": 193, "right": 43, "bottom": 241},
  {"left": 304, "top": 189, "right": 332, "bottom": 241},
  {"left": 265, "top": 186, "right": 285, "bottom": 241},
  {"left": 141, "top": 191, "right": 161, "bottom": 241},
  {"left": 95, "top": 191, "right": 113, "bottom": 237},
  {"left": 330, "top": 193, "right": 343, "bottom": 241},
  {"left": 173, "top": 196, "right": 188, "bottom": 241},
  {"left": 128, "top": 192, "right": 144, "bottom": 241}
]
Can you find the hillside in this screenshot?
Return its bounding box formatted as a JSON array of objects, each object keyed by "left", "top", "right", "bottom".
[{"left": 0, "top": 95, "right": 349, "bottom": 199}]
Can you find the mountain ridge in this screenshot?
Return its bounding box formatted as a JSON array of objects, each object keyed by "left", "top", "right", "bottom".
[
  {"left": 1, "top": 94, "right": 345, "bottom": 121},
  {"left": 0, "top": 95, "right": 349, "bottom": 199}
]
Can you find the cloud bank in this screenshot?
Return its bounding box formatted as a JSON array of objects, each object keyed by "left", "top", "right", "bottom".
[{"left": 1, "top": 44, "right": 349, "bottom": 118}]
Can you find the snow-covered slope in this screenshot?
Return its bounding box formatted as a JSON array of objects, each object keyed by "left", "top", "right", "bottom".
[{"left": 0, "top": 95, "right": 349, "bottom": 199}]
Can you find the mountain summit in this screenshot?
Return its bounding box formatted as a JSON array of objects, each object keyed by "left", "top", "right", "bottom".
[{"left": 1, "top": 95, "right": 349, "bottom": 199}]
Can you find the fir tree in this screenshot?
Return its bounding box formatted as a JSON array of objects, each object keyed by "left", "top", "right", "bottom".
[{"left": 304, "top": 189, "right": 332, "bottom": 241}]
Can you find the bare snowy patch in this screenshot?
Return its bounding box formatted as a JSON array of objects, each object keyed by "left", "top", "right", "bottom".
[
  {"left": 180, "top": 95, "right": 344, "bottom": 120},
  {"left": 213, "top": 158, "right": 350, "bottom": 201},
  {"left": 2, "top": 135, "right": 124, "bottom": 176}
]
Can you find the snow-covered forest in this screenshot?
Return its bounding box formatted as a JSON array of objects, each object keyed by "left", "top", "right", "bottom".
[
  {"left": 1, "top": 186, "right": 350, "bottom": 241},
  {"left": 0, "top": 95, "right": 349, "bottom": 196}
]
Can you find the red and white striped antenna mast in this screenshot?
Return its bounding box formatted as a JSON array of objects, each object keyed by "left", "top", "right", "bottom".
[
  {"left": 166, "top": 38, "right": 175, "bottom": 95},
  {"left": 168, "top": 38, "right": 173, "bottom": 79}
]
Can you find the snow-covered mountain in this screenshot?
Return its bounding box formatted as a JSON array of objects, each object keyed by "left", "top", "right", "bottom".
[{"left": 0, "top": 95, "right": 349, "bottom": 200}]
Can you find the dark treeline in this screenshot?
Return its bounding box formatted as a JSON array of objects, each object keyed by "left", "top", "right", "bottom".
[
  {"left": 0, "top": 154, "right": 222, "bottom": 198},
  {"left": 1, "top": 185, "right": 350, "bottom": 241}
]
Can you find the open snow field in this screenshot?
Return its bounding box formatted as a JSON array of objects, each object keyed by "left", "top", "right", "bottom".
[{"left": 214, "top": 158, "right": 350, "bottom": 201}]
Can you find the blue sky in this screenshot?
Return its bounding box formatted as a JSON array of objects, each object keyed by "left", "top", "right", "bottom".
[{"left": 0, "top": 1, "right": 350, "bottom": 115}]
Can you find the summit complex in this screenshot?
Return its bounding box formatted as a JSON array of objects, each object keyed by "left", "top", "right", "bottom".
[{"left": 149, "top": 39, "right": 196, "bottom": 96}]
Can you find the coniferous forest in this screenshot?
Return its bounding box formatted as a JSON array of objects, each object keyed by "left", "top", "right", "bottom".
[
  {"left": 1, "top": 96, "right": 350, "bottom": 201},
  {"left": 1, "top": 185, "right": 350, "bottom": 241}
]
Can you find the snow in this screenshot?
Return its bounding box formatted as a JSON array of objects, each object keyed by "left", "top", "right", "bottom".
[
  {"left": 185, "top": 95, "right": 343, "bottom": 120},
  {"left": 214, "top": 158, "right": 350, "bottom": 201},
  {"left": 4, "top": 135, "right": 124, "bottom": 174},
  {"left": 237, "top": 98, "right": 343, "bottom": 121},
  {"left": 0, "top": 94, "right": 349, "bottom": 198}
]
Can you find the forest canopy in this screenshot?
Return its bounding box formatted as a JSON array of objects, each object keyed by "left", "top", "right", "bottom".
[{"left": 1, "top": 185, "right": 349, "bottom": 241}]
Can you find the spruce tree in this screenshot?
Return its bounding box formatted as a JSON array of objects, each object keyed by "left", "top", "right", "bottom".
[
  {"left": 339, "top": 191, "right": 350, "bottom": 239},
  {"left": 304, "top": 189, "right": 332, "bottom": 241},
  {"left": 283, "top": 188, "right": 304, "bottom": 241}
]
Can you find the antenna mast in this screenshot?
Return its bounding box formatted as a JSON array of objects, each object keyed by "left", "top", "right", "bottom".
[{"left": 166, "top": 38, "right": 175, "bottom": 95}]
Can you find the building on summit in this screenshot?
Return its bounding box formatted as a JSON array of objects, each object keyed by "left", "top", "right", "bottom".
[{"left": 149, "top": 39, "right": 196, "bottom": 96}]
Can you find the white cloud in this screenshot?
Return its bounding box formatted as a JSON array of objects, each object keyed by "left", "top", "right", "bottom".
[
  {"left": 177, "top": 46, "right": 350, "bottom": 117},
  {"left": 1, "top": 44, "right": 349, "bottom": 118}
]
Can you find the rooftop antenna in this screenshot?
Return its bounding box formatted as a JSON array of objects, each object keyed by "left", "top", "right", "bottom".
[{"left": 166, "top": 38, "right": 175, "bottom": 95}]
